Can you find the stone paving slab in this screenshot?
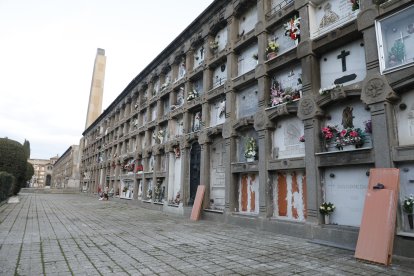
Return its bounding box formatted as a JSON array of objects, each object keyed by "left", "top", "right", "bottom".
[{"left": 0, "top": 193, "right": 413, "bottom": 276}]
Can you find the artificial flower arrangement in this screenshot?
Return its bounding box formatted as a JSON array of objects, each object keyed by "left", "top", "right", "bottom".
[
  {"left": 187, "top": 88, "right": 199, "bottom": 101},
  {"left": 321, "top": 125, "right": 366, "bottom": 150},
  {"left": 284, "top": 16, "right": 301, "bottom": 41},
  {"left": 270, "top": 80, "right": 301, "bottom": 107},
  {"left": 266, "top": 40, "right": 279, "bottom": 55},
  {"left": 244, "top": 137, "right": 257, "bottom": 160},
  {"left": 210, "top": 40, "right": 219, "bottom": 50},
  {"left": 350, "top": 0, "right": 359, "bottom": 11},
  {"left": 403, "top": 195, "right": 414, "bottom": 214},
  {"left": 319, "top": 202, "right": 335, "bottom": 215},
  {"left": 364, "top": 120, "right": 372, "bottom": 134},
  {"left": 319, "top": 84, "right": 342, "bottom": 95}
]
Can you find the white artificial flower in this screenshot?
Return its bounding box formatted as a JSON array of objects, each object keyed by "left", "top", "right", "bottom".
[{"left": 327, "top": 207, "right": 331, "bottom": 211}]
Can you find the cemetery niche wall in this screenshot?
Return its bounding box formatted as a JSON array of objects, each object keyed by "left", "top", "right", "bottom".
[{"left": 79, "top": 0, "right": 414, "bottom": 258}]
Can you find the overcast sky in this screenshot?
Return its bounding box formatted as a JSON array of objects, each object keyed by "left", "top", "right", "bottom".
[{"left": 0, "top": 0, "right": 214, "bottom": 159}]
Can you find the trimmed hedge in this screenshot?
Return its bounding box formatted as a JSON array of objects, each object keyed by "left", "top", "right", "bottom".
[
  {"left": 0, "top": 171, "right": 14, "bottom": 201},
  {"left": 0, "top": 138, "right": 28, "bottom": 195}
]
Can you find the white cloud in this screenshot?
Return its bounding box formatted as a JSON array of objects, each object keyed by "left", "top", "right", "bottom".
[{"left": 0, "top": 0, "right": 214, "bottom": 159}]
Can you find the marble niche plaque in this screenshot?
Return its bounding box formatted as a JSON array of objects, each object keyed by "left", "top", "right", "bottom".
[
  {"left": 238, "top": 4, "right": 257, "bottom": 36},
  {"left": 212, "top": 63, "right": 227, "bottom": 89},
  {"left": 214, "top": 26, "right": 228, "bottom": 52},
  {"left": 397, "top": 163, "right": 414, "bottom": 232},
  {"left": 237, "top": 43, "right": 258, "bottom": 76},
  {"left": 193, "top": 44, "right": 205, "bottom": 69},
  {"left": 210, "top": 137, "right": 226, "bottom": 210},
  {"left": 210, "top": 98, "right": 226, "bottom": 127},
  {"left": 269, "top": 63, "right": 302, "bottom": 107},
  {"left": 395, "top": 91, "right": 414, "bottom": 146},
  {"left": 168, "top": 153, "right": 182, "bottom": 202},
  {"left": 236, "top": 84, "right": 259, "bottom": 119},
  {"left": 320, "top": 39, "right": 366, "bottom": 89},
  {"left": 272, "top": 116, "right": 305, "bottom": 159},
  {"left": 310, "top": 0, "right": 359, "bottom": 39},
  {"left": 269, "top": 23, "right": 297, "bottom": 56},
  {"left": 324, "top": 166, "right": 371, "bottom": 227},
  {"left": 323, "top": 98, "right": 372, "bottom": 152}
]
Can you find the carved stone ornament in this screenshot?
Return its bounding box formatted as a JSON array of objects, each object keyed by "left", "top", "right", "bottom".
[
  {"left": 361, "top": 74, "right": 395, "bottom": 105},
  {"left": 222, "top": 121, "right": 233, "bottom": 139},
  {"left": 298, "top": 96, "right": 321, "bottom": 120},
  {"left": 330, "top": 86, "right": 346, "bottom": 101},
  {"left": 254, "top": 110, "right": 268, "bottom": 131}
]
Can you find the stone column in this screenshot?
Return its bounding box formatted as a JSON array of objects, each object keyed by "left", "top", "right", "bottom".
[
  {"left": 199, "top": 130, "right": 211, "bottom": 208},
  {"left": 180, "top": 142, "right": 191, "bottom": 205},
  {"left": 298, "top": 97, "right": 324, "bottom": 224}
]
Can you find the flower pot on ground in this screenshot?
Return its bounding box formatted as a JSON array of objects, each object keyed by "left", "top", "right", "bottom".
[
  {"left": 402, "top": 195, "right": 414, "bottom": 230},
  {"left": 324, "top": 215, "right": 330, "bottom": 225},
  {"left": 408, "top": 214, "right": 413, "bottom": 230},
  {"left": 319, "top": 202, "right": 335, "bottom": 224}
]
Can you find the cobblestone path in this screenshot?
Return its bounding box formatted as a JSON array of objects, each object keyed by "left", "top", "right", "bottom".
[{"left": 0, "top": 193, "right": 413, "bottom": 275}]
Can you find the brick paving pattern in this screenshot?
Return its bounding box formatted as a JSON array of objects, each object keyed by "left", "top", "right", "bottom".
[{"left": 0, "top": 193, "right": 413, "bottom": 275}]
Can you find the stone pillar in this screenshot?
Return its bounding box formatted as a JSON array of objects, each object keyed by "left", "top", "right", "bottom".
[
  {"left": 180, "top": 143, "right": 191, "bottom": 205},
  {"left": 199, "top": 130, "right": 211, "bottom": 208},
  {"left": 298, "top": 97, "right": 324, "bottom": 224}
]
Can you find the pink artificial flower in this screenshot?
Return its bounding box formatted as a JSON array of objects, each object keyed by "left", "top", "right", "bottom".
[
  {"left": 340, "top": 129, "right": 347, "bottom": 137},
  {"left": 350, "top": 131, "right": 358, "bottom": 137}
]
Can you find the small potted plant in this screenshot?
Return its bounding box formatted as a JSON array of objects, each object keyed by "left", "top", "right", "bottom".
[
  {"left": 244, "top": 137, "right": 257, "bottom": 162},
  {"left": 266, "top": 40, "right": 279, "bottom": 60},
  {"left": 402, "top": 195, "right": 414, "bottom": 230},
  {"left": 319, "top": 201, "right": 335, "bottom": 224}
]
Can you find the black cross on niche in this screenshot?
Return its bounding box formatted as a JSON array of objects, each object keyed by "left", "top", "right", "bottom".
[{"left": 337, "top": 50, "right": 350, "bottom": 72}]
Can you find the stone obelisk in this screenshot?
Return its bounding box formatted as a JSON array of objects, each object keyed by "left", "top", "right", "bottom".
[{"left": 85, "top": 48, "right": 106, "bottom": 129}]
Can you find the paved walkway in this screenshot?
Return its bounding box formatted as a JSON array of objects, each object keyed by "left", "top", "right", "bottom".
[{"left": 0, "top": 194, "right": 413, "bottom": 276}]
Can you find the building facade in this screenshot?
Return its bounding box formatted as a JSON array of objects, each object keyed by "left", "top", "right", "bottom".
[
  {"left": 52, "top": 145, "right": 81, "bottom": 189},
  {"left": 80, "top": 0, "right": 414, "bottom": 257},
  {"left": 28, "top": 156, "right": 58, "bottom": 188}
]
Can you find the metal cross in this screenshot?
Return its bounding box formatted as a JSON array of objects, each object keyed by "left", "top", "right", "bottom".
[{"left": 337, "top": 50, "right": 350, "bottom": 72}]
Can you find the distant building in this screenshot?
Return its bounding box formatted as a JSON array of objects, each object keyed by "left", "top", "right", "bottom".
[
  {"left": 52, "top": 145, "right": 80, "bottom": 189},
  {"left": 28, "top": 156, "right": 58, "bottom": 188}
]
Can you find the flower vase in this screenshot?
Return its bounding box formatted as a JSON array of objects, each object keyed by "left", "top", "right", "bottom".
[
  {"left": 408, "top": 214, "right": 413, "bottom": 230},
  {"left": 267, "top": 52, "right": 277, "bottom": 60},
  {"left": 325, "top": 215, "right": 330, "bottom": 225},
  {"left": 246, "top": 157, "right": 254, "bottom": 162}
]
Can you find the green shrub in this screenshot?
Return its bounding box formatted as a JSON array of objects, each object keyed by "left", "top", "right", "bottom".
[
  {"left": 0, "top": 171, "right": 14, "bottom": 201},
  {"left": 25, "top": 162, "right": 34, "bottom": 183},
  {"left": 0, "top": 138, "right": 27, "bottom": 195}
]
